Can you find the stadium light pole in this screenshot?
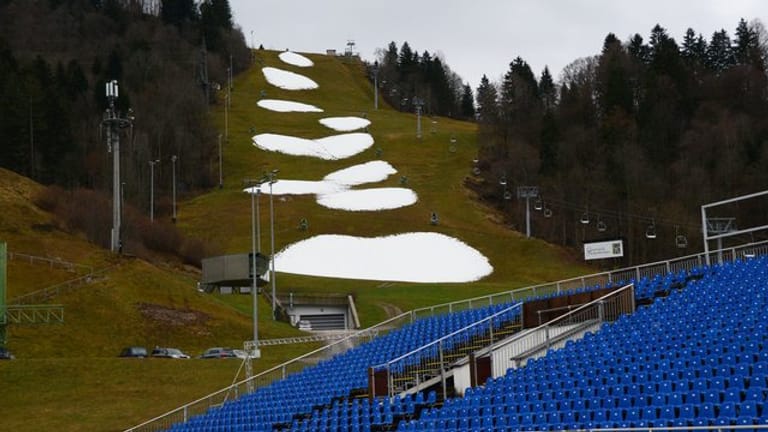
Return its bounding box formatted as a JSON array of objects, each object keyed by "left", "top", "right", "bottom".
[
  {"left": 243, "top": 178, "right": 263, "bottom": 359},
  {"left": 149, "top": 159, "right": 159, "bottom": 222},
  {"left": 102, "top": 80, "right": 134, "bottom": 253},
  {"left": 171, "top": 155, "right": 177, "bottom": 223}
]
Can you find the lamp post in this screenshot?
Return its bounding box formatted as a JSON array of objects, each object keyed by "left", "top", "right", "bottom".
[
  {"left": 373, "top": 61, "right": 379, "bottom": 110},
  {"left": 171, "top": 155, "right": 177, "bottom": 223},
  {"left": 149, "top": 159, "right": 160, "bottom": 222},
  {"left": 218, "top": 134, "right": 223, "bottom": 188},
  {"left": 243, "top": 178, "right": 263, "bottom": 359},
  {"left": 101, "top": 80, "right": 134, "bottom": 253},
  {"left": 267, "top": 170, "right": 279, "bottom": 319}
]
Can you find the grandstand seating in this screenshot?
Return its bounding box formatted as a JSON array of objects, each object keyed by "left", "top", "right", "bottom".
[
  {"left": 399, "top": 256, "right": 768, "bottom": 430},
  {"left": 167, "top": 256, "right": 768, "bottom": 431},
  {"left": 167, "top": 304, "right": 519, "bottom": 432}
]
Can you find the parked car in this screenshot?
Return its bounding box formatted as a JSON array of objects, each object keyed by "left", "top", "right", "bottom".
[
  {"left": 0, "top": 347, "right": 15, "bottom": 360},
  {"left": 199, "top": 347, "right": 243, "bottom": 359},
  {"left": 119, "top": 346, "right": 148, "bottom": 358},
  {"left": 151, "top": 347, "right": 190, "bottom": 359}
]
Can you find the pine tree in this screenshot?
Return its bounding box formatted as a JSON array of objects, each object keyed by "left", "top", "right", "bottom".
[
  {"left": 627, "top": 34, "right": 650, "bottom": 64},
  {"left": 539, "top": 66, "right": 556, "bottom": 111},
  {"left": 706, "top": 29, "right": 736, "bottom": 73},
  {"left": 460, "top": 83, "right": 475, "bottom": 119},
  {"left": 475, "top": 75, "right": 498, "bottom": 124}
]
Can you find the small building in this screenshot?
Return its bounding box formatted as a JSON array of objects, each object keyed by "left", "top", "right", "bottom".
[{"left": 326, "top": 49, "right": 337, "bottom": 56}]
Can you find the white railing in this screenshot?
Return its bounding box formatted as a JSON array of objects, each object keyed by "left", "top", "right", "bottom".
[
  {"left": 411, "top": 240, "right": 768, "bottom": 318},
  {"left": 7, "top": 251, "right": 93, "bottom": 273},
  {"left": 371, "top": 303, "right": 522, "bottom": 399},
  {"left": 486, "top": 284, "right": 635, "bottom": 378}
]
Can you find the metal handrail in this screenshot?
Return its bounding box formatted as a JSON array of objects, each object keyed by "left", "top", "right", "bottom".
[
  {"left": 374, "top": 302, "right": 522, "bottom": 370},
  {"left": 411, "top": 240, "right": 768, "bottom": 318},
  {"left": 9, "top": 266, "right": 114, "bottom": 305},
  {"left": 484, "top": 284, "right": 635, "bottom": 377},
  {"left": 7, "top": 251, "right": 93, "bottom": 273}
]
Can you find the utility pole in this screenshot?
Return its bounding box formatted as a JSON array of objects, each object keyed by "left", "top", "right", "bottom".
[
  {"left": 171, "top": 155, "right": 177, "bottom": 223},
  {"left": 102, "top": 80, "right": 134, "bottom": 253},
  {"left": 149, "top": 159, "right": 159, "bottom": 222}
]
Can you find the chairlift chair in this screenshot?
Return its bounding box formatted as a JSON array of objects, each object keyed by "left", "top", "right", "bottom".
[
  {"left": 597, "top": 218, "right": 607, "bottom": 233},
  {"left": 674, "top": 226, "right": 687, "bottom": 248},
  {"left": 580, "top": 210, "right": 590, "bottom": 225},
  {"left": 504, "top": 190, "right": 513, "bottom": 200},
  {"left": 543, "top": 206, "right": 553, "bottom": 218},
  {"left": 645, "top": 220, "right": 657, "bottom": 239},
  {"left": 533, "top": 198, "right": 543, "bottom": 211}
]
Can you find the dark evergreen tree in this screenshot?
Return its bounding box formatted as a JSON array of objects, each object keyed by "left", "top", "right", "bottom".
[
  {"left": 161, "top": 0, "right": 196, "bottom": 26},
  {"left": 460, "top": 83, "right": 475, "bottom": 119},
  {"left": 706, "top": 29, "right": 736, "bottom": 73},
  {"left": 475, "top": 75, "right": 498, "bottom": 124}
]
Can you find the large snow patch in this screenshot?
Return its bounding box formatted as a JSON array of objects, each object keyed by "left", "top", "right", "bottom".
[
  {"left": 279, "top": 51, "right": 314, "bottom": 67},
  {"left": 274, "top": 233, "right": 493, "bottom": 283},
  {"left": 319, "top": 117, "right": 371, "bottom": 132},
  {"left": 253, "top": 132, "right": 374, "bottom": 160},
  {"left": 257, "top": 99, "right": 323, "bottom": 113},
  {"left": 317, "top": 188, "right": 417, "bottom": 211},
  {"left": 262, "top": 67, "right": 318, "bottom": 90}
]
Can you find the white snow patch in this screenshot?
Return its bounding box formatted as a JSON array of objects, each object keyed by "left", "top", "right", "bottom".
[
  {"left": 243, "top": 180, "right": 344, "bottom": 196},
  {"left": 257, "top": 99, "right": 323, "bottom": 113},
  {"left": 319, "top": 117, "right": 371, "bottom": 132},
  {"left": 317, "top": 188, "right": 417, "bottom": 211},
  {"left": 253, "top": 132, "right": 374, "bottom": 160},
  {"left": 279, "top": 51, "right": 314, "bottom": 67},
  {"left": 323, "top": 161, "right": 397, "bottom": 186},
  {"left": 262, "top": 67, "right": 318, "bottom": 90},
  {"left": 274, "top": 232, "right": 493, "bottom": 283}
]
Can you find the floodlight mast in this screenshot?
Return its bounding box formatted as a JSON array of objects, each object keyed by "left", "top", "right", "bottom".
[{"left": 102, "top": 80, "right": 133, "bottom": 253}]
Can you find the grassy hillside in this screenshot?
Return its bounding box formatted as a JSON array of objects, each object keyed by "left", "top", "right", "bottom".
[
  {"left": 0, "top": 51, "right": 594, "bottom": 431},
  {"left": 181, "top": 50, "right": 591, "bottom": 325}
]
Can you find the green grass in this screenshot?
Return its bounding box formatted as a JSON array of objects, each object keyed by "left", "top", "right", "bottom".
[{"left": 0, "top": 51, "right": 595, "bottom": 431}]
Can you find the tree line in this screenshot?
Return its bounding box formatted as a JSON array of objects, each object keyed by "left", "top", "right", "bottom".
[
  {"left": 0, "top": 0, "right": 247, "bottom": 260},
  {"left": 371, "top": 41, "right": 475, "bottom": 120},
  {"left": 471, "top": 19, "right": 768, "bottom": 264}
]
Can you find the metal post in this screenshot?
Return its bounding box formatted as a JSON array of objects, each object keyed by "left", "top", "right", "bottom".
[
  {"left": 224, "top": 93, "right": 229, "bottom": 142},
  {"left": 525, "top": 196, "right": 531, "bottom": 238},
  {"left": 701, "top": 205, "right": 709, "bottom": 266},
  {"left": 102, "top": 80, "right": 132, "bottom": 253},
  {"left": 373, "top": 61, "right": 379, "bottom": 110},
  {"left": 249, "top": 183, "right": 261, "bottom": 359},
  {"left": 269, "top": 172, "right": 278, "bottom": 319},
  {"left": 439, "top": 340, "right": 447, "bottom": 398},
  {"left": 149, "top": 159, "right": 159, "bottom": 222},
  {"left": 171, "top": 155, "right": 177, "bottom": 223},
  {"left": 218, "top": 134, "right": 223, "bottom": 188}
]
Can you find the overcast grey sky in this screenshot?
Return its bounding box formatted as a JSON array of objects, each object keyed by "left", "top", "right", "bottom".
[{"left": 230, "top": 0, "right": 767, "bottom": 89}]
